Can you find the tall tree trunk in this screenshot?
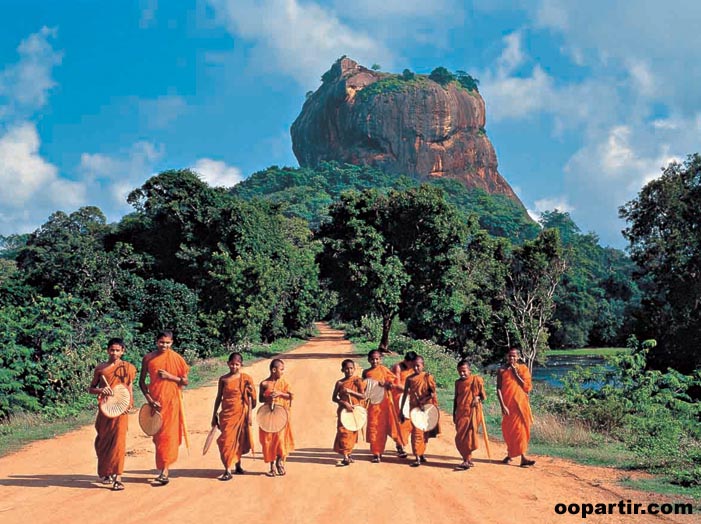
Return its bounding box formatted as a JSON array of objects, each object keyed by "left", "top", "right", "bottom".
[{"left": 378, "top": 314, "right": 394, "bottom": 353}]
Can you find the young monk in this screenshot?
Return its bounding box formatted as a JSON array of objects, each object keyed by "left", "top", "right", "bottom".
[
  {"left": 453, "top": 359, "right": 486, "bottom": 470},
  {"left": 362, "top": 350, "right": 401, "bottom": 463},
  {"left": 400, "top": 355, "right": 440, "bottom": 467},
  {"left": 259, "top": 358, "right": 294, "bottom": 477},
  {"left": 88, "top": 337, "right": 137, "bottom": 491},
  {"left": 332, "top": 359, "right": 365, "bottom": 466},
  {"left": 390, "top": 350, "right": 417, "bottom": 458},
  {"left": 210, "top": 352, "right": 257, "bottom": 481},
  {"left": 139, "top": 330, "right": 190, "bottom": 485},
  {"left": 497, "top": 348, "right": 535, "bottom": 467}
]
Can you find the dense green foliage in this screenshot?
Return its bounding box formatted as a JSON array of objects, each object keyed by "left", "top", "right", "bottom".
[
  {"left": 317, "top": 186, "right": 469, "bottom": 351},
  {"left": 620, "top": 154, "right": 701, "bottom": 374},
  {"left": 541, "top": 211, "right": 640, "bottom": 349},
  {"left": 561, "top": 337, "right": 701, "bottom": 486},
  {"left": 233, "top": 162, "right": 540, "bottom": 242},
  {"left": 0, "top": 169, "right": 326, "bottom": 418},
  {"left": 317, "top": 184, "right": 566, "bottom": 366}
]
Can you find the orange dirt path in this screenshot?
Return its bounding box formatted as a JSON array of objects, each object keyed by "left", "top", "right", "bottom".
[{"left": 0, "top": 323, "right": 695, "bottom": 524}]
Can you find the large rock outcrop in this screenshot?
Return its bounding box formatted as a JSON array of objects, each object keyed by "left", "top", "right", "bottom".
[{"left": 291, "top": 57, "right": 522, "bottom": 204}]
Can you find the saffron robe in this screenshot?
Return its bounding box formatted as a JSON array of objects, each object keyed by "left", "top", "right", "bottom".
[
  {"left": 392, "top": 366, "right": 414, "bottom": 447},
  {"left": 94, "top": 361, "right": 137, "bottom": 477},
  {"left": 217, "top": 373, "right": 256, "bottom": 468},
  {"left": 143, "top": 349, "right": 190, "bottom": 469},
  {"left": 259, "top": 378, "right": 295, "bottom": 462},
  {"left": 454, "top": 375, "right": 486, "bottom": 460},
  {"left": 406, "top": 372, "right": 440, "bottom": 456},
  {"left": 333, "top": 376, "right": 365, "bottom": 456},
  {"left": 498, "top": 364, "right": 533, "bottom": 457},
  {"left": 363, "top": 365, "right": 398, "bottom": 455}
]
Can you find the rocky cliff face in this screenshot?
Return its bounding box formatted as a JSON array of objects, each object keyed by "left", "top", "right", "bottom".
[{"left": 291, "top": 57, "right": 522, "bottom": 205}]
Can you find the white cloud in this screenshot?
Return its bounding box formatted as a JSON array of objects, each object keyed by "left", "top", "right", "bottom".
[
  {"left": 527, "top": 196, "right": 573, "bottom": 224},
  {"left": 137, "top": 95, "right": 188, "bottom": 129},
  {"left": 79, "top": 141, "right": 165, "bottom": 218},
  {"left": 191, "top": 158, "right": 243, "bottom": 187},
  {"left": 0, "top": 122, "right": 57, "bottom": 203},
  {"left": 0, "top": 122, "right": 86, "bottom": 234},
  {"left": 563, "top": 119, "right": 696, "bottom": 244},
  {"left": 206, "top": 0, "right": 394, "bottom": 86},
  {"left": 0, "top": 26, "right": 62, "bottom": 118}
]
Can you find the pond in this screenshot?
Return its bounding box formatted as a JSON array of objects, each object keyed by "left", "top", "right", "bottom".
[{"left": 532, "top": 354, "right": 610, "bottom": 388}]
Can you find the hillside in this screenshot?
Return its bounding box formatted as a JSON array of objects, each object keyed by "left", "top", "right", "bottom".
[{"left": 232, "top": 162, "right": 539, "bottom": 243}]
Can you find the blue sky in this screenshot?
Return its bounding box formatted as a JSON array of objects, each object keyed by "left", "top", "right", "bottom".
[{"left": 1, "top": 1, "right": 700, "bottom": 247}]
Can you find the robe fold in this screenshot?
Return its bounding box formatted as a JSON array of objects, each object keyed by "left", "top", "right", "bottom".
[
  {"left": 392, "top": 366, "right": 414, "bottom": 447},
  {"left": 259, "top": 378, "right": 295, "bottom": 462},
  {"left": 217, "top": 373, "right": 256, "bottom": 469},
  {"left": 363, "top": 365, "right": 398, "bottom": 455},
  {"left": 333, "top": 376, "right": 365, "bottom": 456},
  {"left": 407, "top": 372, "right": 440, "bottom": 457},
  {"left": 94, "top": 361, "right": 137, "bottom": 477},
  {"left": 498, "top": 364, "right": 533, "bottom": 457},
  {"left": 144, "top": 350, "right": 190, "bottom": 469},
  {"left": 454, "top": 375, "right": 486, "bottom": 461}
]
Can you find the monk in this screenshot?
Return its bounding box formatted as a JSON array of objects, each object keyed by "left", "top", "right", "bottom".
[
  {"left": 363, "top": 350, "right": 401, "bottom": 463},
  {"left": 453, "top": 359, "right": 486, "bottom": 470},
  {"left": 497, "top": 348, "right": 535, "bottom": 467},
  {"left": 400, "top": 355, "right": 440, "bottom": 467},
  {"left": 259, "top": 358, "right": 294, "bottom": 477},
  {"left": 332, "top": 359, "right": 365, "bottom": 466},
  {"left": 139, "top": 330, "right": 190, "bottom": 485},
  {"left": 88, "top": 337, "right": 137, "bottom": 491},
  {"left": 211, "top": 352, "right": 257, "bottom": 480},
  {"left": 390, "top": 350, "right": 417, "bottom": 458}
]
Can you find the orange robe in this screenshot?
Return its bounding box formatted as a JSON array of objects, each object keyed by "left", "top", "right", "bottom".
[
  {"left": 94, "top": 361, "right": 137, "bottom": 477},
  {"left": 498, "top": 364, "right": 533, "bottom": 457},
  {"left": 363, "top": 365, "right": 398, "bottom": 455},
  {"left": 333, "top": 376, "right": 365, "bottom": 456},
  {"left": 407, "top": 372, "right": 440, "bottom": 456},
  {"left": 454, "top": 375, "right": 486, "bottom": 460},
  {"left": 217, "top": 373, "right": 256, "bottom": 469},
  {"left": 259, "top": 378, "right": 295, "bottom": 462},
  {"left": 144, "top": 350, "right": 190, "bottom": 469},
  {"left": 392, "top": 366, "right": 414, "bottom": 447}
]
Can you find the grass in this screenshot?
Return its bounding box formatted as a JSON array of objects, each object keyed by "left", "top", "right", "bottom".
[
  {"left": 620, "top": 478, "right": 701, "bottom": 508},
  {"left": 546, "top": 347, "right": 628, "bottom": 357},
  {"left": 0, "top": 336, "right": 309, "bottom": 458}
]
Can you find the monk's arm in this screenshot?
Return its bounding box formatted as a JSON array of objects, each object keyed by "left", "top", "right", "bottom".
[
  {"left": 247, "top": 377, "right": 257, "bottom": 408},
  {"left": 139, "top": 356, "right": 159, "bottom": 409},
  {"left": 157, "top": 368, "right": 188, "bottom": 386},
  {"left": 87, "top": 367, "right": 111, "bottom": 396},
  {"left": 332, "top": 381, "right": 353, "bottom": 411},
  {"left": 452, "top": 382, "right": 458, "bottom": 421},
  {"left": 496, "top": 371, "right": 509, "bottom": 416}
]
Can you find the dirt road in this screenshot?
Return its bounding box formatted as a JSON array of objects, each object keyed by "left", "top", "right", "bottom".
[{"left": 0, "top": 324, "right": 695, "bottom": 523}]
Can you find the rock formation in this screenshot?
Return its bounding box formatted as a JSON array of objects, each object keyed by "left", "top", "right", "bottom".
[{"left": 291, "top": 57, "right": 522, "bottom": 205}]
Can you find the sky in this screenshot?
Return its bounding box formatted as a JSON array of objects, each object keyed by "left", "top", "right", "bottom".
[{"left": 1, "top": 1, "right": 700, "bottom": 248}]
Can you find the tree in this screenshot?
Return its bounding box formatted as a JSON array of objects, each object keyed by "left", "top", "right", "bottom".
[
  {"left": 16, "top": 207, "right": 118, "bottom": 303},
  {"left": 318, "top": 191, "right": 409, "bottom": 352},
  {"left": 619, "top": 154, "right": 701, "bottom": 373},
  {"left": 456, "top": 70, "right": 479, "bottom": 92},
  {"left": 500, "top": 229, "right": 567, "bottom": 371},
  {"left": 318, "top": 185, "right": 472, "bottom": 353},
  {"left": 429, "top": 66, "right": 455, "bottom": 86},
  {"left": 401, "top": 69, "right": 415, "bottom": 81},
  {"left": 371, "top": 63, "right": 381, "bottom": 71}
]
